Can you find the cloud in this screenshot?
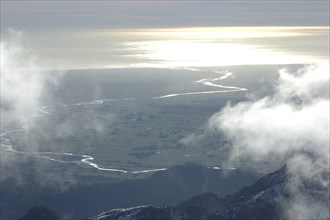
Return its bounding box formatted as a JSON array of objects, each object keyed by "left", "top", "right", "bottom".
[
  {"left": 180, "top": 133, "right": 205, "bottom": 146},
  {"left": 277, "top": 64, "right": 329, "bottom": 100},
  {"left": 282, "top": 155, "right": 330, "bottom": 219},
  {"left": 208, "top": 63, "right": 329, "bottom": 168},
  {"left": 2, "top": 1, "right": 329, "bottom": 30},
  {"left": 1, "top": 29, "right": 61, "bottom": 130},
  {"left": 207, "top": 63, "right": 329, "bottom": 218},
  {"left": 0, "top": 30, "right": 70, "bottom": 189},
  {"left": 0, "top": 30, "right": 118, "bottom": 196}
]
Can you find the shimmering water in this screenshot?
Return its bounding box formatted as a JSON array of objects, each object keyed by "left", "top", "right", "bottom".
[{"left": 27, "top": 26, "right": 329, "bottom": 69}]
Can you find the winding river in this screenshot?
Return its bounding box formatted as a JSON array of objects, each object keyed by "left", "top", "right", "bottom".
[{"left": 1, "top": 70, "right": 247, "bottom": 173}]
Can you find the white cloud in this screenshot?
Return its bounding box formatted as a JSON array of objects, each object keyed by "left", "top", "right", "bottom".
[
  {"left": 207, "top": 63, "right": 329, "bottom": 219},
  {"left": 0, "top": 30, "right": 70, "bottom": 189},
  {"left": 277, "top": 63, "right": 329, "bottom": 100},
  {"left": 208, "top": 63, "right": 329, "bottom": 167},
  {"left": 180, "top": 133, "right": 205, "bottom": 146},
  {"left": 1, "top": 30, "right": 62, "bottom": 130}
]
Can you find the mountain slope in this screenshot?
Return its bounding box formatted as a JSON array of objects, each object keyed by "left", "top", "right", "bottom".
[
  {"left": 17, "top": 206, "right": 61, "bottom": 220},
  {"left": 4, "top": 164, "right": 261, "bottom": 219},
  {"left": 18, "top": 164, "right": 329, "bottom": 220},
  {"left": 85, "top": 167, "right": 287, "bottom": 220},
  {"left": 87, "top": 165, "right": 330, "bottom": 220}
]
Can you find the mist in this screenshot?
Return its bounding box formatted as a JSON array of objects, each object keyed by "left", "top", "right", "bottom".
[
  {"left": 1, "top": 29, "right": 61, "bottom": 130},
  {"left": 207, "top": 63, "right": 329, "bottom": 218},
  {"left": 0, "top": 30, "right": 74, "bottom": 189}
]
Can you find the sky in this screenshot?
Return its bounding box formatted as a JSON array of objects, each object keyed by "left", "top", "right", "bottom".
[
  {"left": 1, "top": 1, "right": 329, "bottom": 30},
  {"left": 1, "top": 1, "right": 329, "bottom": 69}
]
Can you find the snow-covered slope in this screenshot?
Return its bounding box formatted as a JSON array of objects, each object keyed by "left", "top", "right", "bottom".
[
  {"left": 17, "top": 165, "right": 329, "bottom": 220},
  {"left": 86, "top": 167, "right": 287, "bottom": 220},
  {"left": 86, "top": 165, "right": 329, "bottom": 220}
]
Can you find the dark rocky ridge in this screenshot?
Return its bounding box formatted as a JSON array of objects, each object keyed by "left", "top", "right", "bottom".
[
  {"left": 17, "top": 164, "right": 329, "bottom": 220},
  {"left": 17, "top": 206, "right": 61, "bottom": 220},
  {"left": 4, "top": 164, "right": 261, "bottom": 219},
  {"left": 86, "top": 165, "right": 330, "bottom": 220},
  {"left": 86, "top": 167, "right": 287, "bottom": 220}
]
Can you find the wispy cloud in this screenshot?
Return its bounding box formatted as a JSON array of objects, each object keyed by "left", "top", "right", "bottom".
[
  {"left": 207, "top": 63, "right": 329, "bottom": 218},
  {"left": 0, "top": 29, "right": 69, "bottom": 189},
  {"left": 1, "top": 29, "right": 53, "bottom": 130},
  {"left": 208, "top": 63, "right": 329, "bottom": 167}
]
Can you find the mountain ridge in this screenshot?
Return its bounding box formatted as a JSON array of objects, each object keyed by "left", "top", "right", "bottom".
[{"left": 17, "top": 164, "right": 329, "bottom": 220}]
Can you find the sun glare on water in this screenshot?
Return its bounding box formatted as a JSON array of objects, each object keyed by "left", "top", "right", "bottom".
[
  {"left": 117, "top": 26, "right": 329, "bottom": 68},
  {"left": 24, "top": 26, "right": 329, "bottom": 69}
]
